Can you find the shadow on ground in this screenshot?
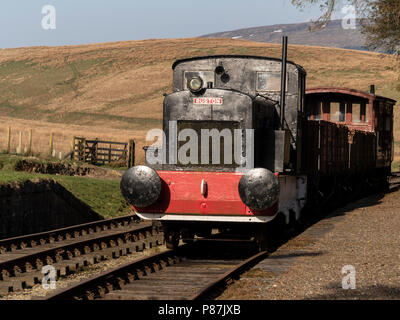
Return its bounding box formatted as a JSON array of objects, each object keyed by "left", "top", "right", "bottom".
[{"left": 306, "top": 283, "right": 400, "bottom": 300}]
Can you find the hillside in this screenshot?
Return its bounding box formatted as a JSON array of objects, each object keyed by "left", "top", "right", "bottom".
[
  {"left": 0, "top": 38, "right": 398, "bottom": 164},
  {"left": 201, "top": 20, "right": 368, "bottom": 51}
]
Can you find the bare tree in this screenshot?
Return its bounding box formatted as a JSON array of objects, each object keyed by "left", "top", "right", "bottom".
[
  {"left": 362, "top": 0, "right": 400, "bottom": 54},
  {"left": 291, "top": 0, "right": 400, "bottom": 54},
  {"left": 291, "top": 0, "right": 338, "bottom": 31}
]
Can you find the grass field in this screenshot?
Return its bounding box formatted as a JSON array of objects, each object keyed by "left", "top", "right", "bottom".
[
  {"left": 0, "top": 38, "right": 399, "bottom": 165},
  {"left": 0, "top": 154, "right": 131, "bottom": 218}
]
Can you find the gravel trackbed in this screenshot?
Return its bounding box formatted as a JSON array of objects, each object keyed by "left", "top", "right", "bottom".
[{"left": 219, "top": 189, "right": 400, "bottom": 300}]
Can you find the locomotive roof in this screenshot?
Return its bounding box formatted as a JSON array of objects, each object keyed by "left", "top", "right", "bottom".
[
  {"left": 172, "top": 55, "right": 306, "bottom": 74},
  {"left": 306, "top": 87, "right": 397, "bottom": 104}
]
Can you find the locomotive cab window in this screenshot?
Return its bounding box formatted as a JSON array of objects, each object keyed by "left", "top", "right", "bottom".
[{"left": 256, "top": 72, "right": 288, "bottom": 92}]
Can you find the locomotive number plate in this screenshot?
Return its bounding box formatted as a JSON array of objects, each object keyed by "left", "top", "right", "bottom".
[{"left": 193, "top": 97, "right": 223, "bottom": 105}]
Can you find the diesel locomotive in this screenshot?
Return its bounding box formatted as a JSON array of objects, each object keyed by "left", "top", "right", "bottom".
[{"left": 120, "top": 38, "right": 395, "bottom": 250}]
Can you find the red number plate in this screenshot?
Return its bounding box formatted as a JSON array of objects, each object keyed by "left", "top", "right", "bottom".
[{"left": 193, "top": 97, "right": 223, "bottom": 105}]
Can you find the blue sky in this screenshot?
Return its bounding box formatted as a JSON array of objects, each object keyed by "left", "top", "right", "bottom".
[{"left": 0, "top": 0, "right": 330, "bottom": 48}]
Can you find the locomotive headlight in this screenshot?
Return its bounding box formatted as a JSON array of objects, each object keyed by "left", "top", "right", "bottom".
[
  {"left": 188, "top": 77, "right": 203, "bottom": 92},
  {"left": 238, "top": 168, "right": 280, "bottom": 211}
]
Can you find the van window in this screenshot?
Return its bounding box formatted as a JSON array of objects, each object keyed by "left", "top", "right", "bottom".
[
  {"left": 313, "top": 101, "right": 322, "bottom": 120},
  {"left": 330, "top": 102, "right": 345, "bottom": 122},
  {"left": 352, "top": 103, "right": 362, "bottom": 123},
  {"left": 385, "top": 116, "right": 391, "bottom": 131}
]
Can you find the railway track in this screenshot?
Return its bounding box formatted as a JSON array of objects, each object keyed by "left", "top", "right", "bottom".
[
  {"left": 389, "top": 171, "right": 400, "bottom": 190},
  {"left": 2, "top": 172, "right": 398, "bottom": 299},
  {"left": 0, "top": 215, "right": 164, "bottom": 294},
  {"left": 44, "top": 241, "right": 267, "bottom": 300},
  {"left": 38, "top": 173, "right": 400, "bottom": 301},
  {"left": 0, "top": 215, "right": 138, "bottom": 253}
]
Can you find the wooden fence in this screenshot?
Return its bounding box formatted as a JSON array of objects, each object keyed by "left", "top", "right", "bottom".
[
  {"left": 1, "top": 127, "right": 136, "bottom": 167},
  {"left": 2, "top": 126, "right": 66, "bottom": 159},
  {"left": 72, "top": 137, "right": 135, "bottom": 167}
]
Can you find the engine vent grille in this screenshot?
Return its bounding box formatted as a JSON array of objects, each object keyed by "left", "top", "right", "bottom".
[{"left": 176, "top": 120, "right": 240, "bottom": 168}]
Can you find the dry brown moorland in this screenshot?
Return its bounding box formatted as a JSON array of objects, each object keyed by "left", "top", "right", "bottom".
[{"left": 0, "top": 38, "right": 398, "bottom": 164}]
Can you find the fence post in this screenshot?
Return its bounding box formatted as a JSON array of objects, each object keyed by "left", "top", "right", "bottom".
[
  {"left": 92, "top": 138, "right": 98, "bottom": 164},
  {"left": 6, "top": 127, "right": 11, "bottom": 154},
  {"left": 17, "top": 131, "right": 22, "bottom": 154},
  {"left": 71, "top": 136, "right": 76, "bottom": 160},
  {"left": 128, "top": 139, "right": 135, "bottom": 168},
  {"left": 82, "top": 138, "right": 86, "bottom": 162},
  {"left": 77, "top": 138, "right": 85, "bottom": 161},
  {"left": 28, "top": 129, "right": 32, "bottom": 155},
  {"left": 49, "top": 132, "right": 54, "bottom": 157}
]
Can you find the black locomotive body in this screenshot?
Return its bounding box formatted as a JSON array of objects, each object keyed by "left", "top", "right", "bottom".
[
  {"left": 161, "top": 55, "right": 306, "bottom": 173},
  {"left": 121, "top": 40, "right": 396, "bottom": 250}
]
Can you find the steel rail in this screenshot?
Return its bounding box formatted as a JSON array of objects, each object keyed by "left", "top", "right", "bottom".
[
  {"left": 190, "top": 250, "right": 268, "bottom": 300},
  {"left": 0, "top": 224, "right": 154, "bottom": 278},
  {"left": 44, "top": 246, "right": 188, "bottom": 300},
  {"left": 43, "top": 242, "right": 267, "bottom": 301},
  {"left": 0, "top": 215, "right": 138, "bottom": 252}
]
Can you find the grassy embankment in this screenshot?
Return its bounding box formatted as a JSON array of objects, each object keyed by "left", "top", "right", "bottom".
[{"left": 0, "top": 154, "right": 131, "bottom": 218}]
